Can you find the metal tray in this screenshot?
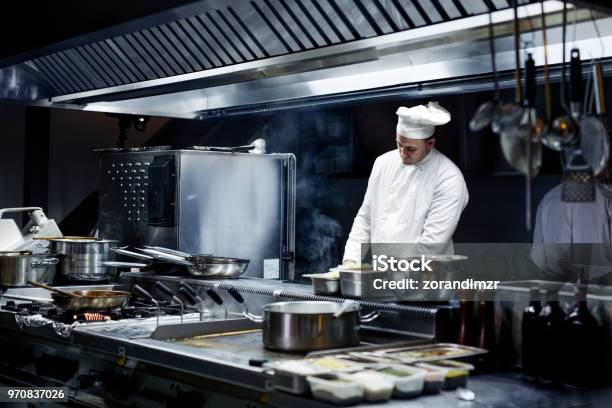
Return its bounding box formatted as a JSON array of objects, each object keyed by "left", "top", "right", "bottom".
[{"left": 374, "top": 343, "right": 487, "bottom": 363}]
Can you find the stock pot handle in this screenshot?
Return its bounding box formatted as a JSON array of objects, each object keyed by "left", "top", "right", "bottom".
[
  {"left": 30, "top": 258, "right": 60, "bottom": 268},
  {"left": 360, "top": 311, "right": 381, "bottom": 322},
  {"left": 243, "top": 312, "right": 264, "bottom": 323}
]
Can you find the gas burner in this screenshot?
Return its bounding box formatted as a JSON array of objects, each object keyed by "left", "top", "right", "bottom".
[{"left": 2, "top": 299, "right": 191, "bottom": 324}]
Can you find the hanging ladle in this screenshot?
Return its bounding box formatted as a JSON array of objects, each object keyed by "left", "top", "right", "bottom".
[
  {"left": 580, "top": 62, "right": 610, "bottom": 175},
  {"left": 469, "top": 12, "right": 502, "bottom": 132},
  {"left": 542, "top": 2, "right": 577, "bottom": 151},
  {"left": 492, "top": 0, "right": 524, "bottom": 135}
]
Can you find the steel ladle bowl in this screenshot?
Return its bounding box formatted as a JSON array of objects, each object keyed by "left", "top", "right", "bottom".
[
  {"left": 501, "top": 128, "right": 542, "bottom": 176},
  {"left": 491, "top": 103, "right": 523, "bottom": 134},
  {"left": 541, "top": 116, "right": 575, "bottom": 151},
  {"left": 469, "top": 100, "right": 502, "bottom": 132}
]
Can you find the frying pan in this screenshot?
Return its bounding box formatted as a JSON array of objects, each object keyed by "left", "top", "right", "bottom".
[
  {"left": 113, "top": 247, "right": 249, "bottom": 278},
  {"left": 50, "top": 290, "right": 130, "bottom": 312}
]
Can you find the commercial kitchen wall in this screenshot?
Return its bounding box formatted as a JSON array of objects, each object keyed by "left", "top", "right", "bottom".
[
  {"left": 0, "top": 106, "right": 168, "bottom": 232},
  {"left": 0, "top": 80, "right": 603, "bottom": 273},
  {"left": 0, "top": 105, "right": 24, "bottom": 210}
]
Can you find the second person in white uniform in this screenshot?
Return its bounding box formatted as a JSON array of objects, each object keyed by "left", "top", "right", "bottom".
[{"left": 343, "top": 102, "right": 469, "bottom": 264}]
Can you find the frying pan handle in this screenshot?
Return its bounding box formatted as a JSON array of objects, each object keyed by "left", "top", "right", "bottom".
[
  {"left": 206, "top": 288, "right": 224, "bottom": 306},
  {"left": 178, "top": 287, "right": 197, "bottom": 306},
  {"left": 524, "top": 53, "right": 536, "bottom": 108},
  {"left": 569, "top": 48, "right": 582, "bottom": 105},
  {"left": 227, "top": 287, "right": 244, "bottom": 304},
  {"left": 132, "top": 284, "right": 155, "bottom": 302}
]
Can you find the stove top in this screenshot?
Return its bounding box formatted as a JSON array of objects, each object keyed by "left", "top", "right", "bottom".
[{"left": 1, "top": 299, "right": 186, "bottom": 324}]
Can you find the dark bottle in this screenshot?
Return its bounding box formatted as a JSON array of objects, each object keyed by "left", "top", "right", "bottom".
[
  {"left": 521, "top": 287, "right": 541, "bottom": 379},
  {"left": 457, "top": 300, "right": 474, "bottom": 346},
  {"left": 474, "top": 298, "right": 496, "bottom": 370},
  {"left": 477, "top": 300, "right": 496, "bottom": 351},
  {"left": 536, "top": 291, "right": 566, "bottom": 385},
  {"left": 563, "top": 287, "right": 604, "bottom": 387}
]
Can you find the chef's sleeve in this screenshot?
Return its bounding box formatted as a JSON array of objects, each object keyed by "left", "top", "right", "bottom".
[
  {"left": 416, "top": 169, "right": 468, "bottom": 246},
  {"left": 343, "top": 160, "right": 379, "bottom": 262}
]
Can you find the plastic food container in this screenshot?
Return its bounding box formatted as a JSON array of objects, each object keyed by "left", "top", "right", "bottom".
[
  {"left": 267, "top": 360, "right": 331, "bottom": 395},
  {"left": 338, "top": 370, "right": 394, "bottom": 402},
  {"left": 415, "top": 366, "right": 446, "bottom": 394},
  {"left": 416, "top": 360, "right": 474, "bottom": 390},
  {"left": 307, "top": 374, "right": 363, "bottom": 405},
  {"left": 375, "top": 365, "right": 426, "bottom": 398}
]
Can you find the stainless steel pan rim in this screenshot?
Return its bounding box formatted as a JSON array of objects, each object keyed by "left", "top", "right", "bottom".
[
  {"left": 50, "top": 289, "right": 131, "bottom": 311},
  {"left": 262, "top": 301, "right": 360, "bottom": 315}
]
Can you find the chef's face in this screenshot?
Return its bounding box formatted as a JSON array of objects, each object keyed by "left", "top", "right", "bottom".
[{"left": 396, "top": 134, "right": 435, "bottom": 165}]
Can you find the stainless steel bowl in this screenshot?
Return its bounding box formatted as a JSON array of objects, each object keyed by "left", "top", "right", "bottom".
[
  {"left": 340, "top": 270, "right": 395, "bottom": 300},
  {"left": 309, "top": 276, "right": 340, "bottom": 295}
]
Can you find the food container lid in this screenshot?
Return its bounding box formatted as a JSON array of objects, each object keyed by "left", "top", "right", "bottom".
[
  {"left": 376, "top": 364, "right": 427, "bottom": 378},
  {"left": 416, "top": 360, "right": 474, "bottom": 375}
]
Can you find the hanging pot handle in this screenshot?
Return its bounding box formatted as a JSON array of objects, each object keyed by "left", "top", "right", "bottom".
[{"left": 569, "top": 48, "right": 582, "bottom": 105}]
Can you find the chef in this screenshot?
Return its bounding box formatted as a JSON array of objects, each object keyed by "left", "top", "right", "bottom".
[
  {"left": 342, "top": 102, "right": 469, "bottom": 265},
  {"left": 532, "top": 179, "right": 612, "bottom": 283}
]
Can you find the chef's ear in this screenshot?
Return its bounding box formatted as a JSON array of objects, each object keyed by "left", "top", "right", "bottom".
[{"left": 425, "top": 136, "right": 436, "bottom": 148}]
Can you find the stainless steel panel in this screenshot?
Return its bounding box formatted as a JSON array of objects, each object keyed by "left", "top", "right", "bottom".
[
  {"left": 98, "top": 151, "right": 178, "bottom": 249},
  {"left": 178, "top": 151, "right": 288, "bottom": 278},
  {"left": 99, "top": 151, "right": 295, "bottom": 280}
]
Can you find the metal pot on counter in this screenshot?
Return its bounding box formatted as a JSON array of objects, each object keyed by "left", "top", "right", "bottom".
[
  {"left": 245, "top": 301, "right": 379, "bottom": 352},
  {"left": 0, "top": 251, "right": 59, "bottom": 287},
  {"left": 48, "top": 237, "right": 118, "bottom": 281}
]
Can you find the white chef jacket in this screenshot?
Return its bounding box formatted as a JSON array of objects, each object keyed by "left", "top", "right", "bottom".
[
  {"left": 343, "top": 148, "right": 468, "bottom": 262},
  {"left": 532, "top": 182, "right": 612, "bottom": 280}
]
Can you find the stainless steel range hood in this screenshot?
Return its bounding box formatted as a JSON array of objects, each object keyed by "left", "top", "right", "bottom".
[{"left": 0, "top": 0, "right": 611, "bottom": 118}]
